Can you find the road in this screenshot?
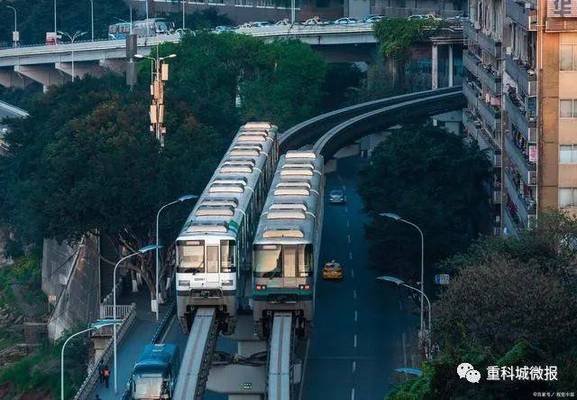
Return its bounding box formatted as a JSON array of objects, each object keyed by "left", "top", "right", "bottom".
[{"left": 302, "top": 156, "right": 407, "bottom": 400}]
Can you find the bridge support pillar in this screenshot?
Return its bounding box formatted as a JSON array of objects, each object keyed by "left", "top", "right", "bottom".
[
  {"left": 14, "top": 65, "right": 67, "bottom": 92},
  {"left": 99, "top": 59, "right": 126, "bottom": 75},
  {"left": 431, "top": 44, "right": 439, "bottom": 90},
  {"left": 0, "top": 68, "right": 33, "bottom": 88},
  {"left": 55, "top": 62, "right": 106, "bottom": 80}
]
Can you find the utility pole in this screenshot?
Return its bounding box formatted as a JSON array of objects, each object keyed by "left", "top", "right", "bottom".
[{"left": 135, "top": 49, "right": 176, "bottom": 147}]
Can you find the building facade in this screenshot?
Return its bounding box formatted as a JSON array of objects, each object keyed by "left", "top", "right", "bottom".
[{"left": 463, "top": 0, "right": 577, "bottom": 234}]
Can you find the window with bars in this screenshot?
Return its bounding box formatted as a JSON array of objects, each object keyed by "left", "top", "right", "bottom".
[
  {"left": 560, "top": 145, "right": 577, "bottom": 163},
  {"left": 560, "top": 99, "right": 577, "bottom": 118},
  {"left": 560, "top": 44, "right": 577, "bottom": 71},
  {"left": 560, "top": 188, "right": 577, "bottom": 208}
]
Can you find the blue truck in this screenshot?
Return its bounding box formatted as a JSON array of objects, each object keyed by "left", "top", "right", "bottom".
[{"left": 129, "top": 344, "right": 180, "bottom": 400}]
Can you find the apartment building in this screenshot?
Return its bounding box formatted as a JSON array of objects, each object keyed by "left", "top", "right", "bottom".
[{"left": 463, "top": 0, "right": 577, "bottom": 235}]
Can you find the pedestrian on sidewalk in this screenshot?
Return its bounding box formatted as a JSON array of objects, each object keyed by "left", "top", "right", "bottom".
[
  {"left": 98, "top": 361, "right": 104, "bottom": 383},
  {"left": 103, "top": 365, "right": 111, "bottom": 388}
]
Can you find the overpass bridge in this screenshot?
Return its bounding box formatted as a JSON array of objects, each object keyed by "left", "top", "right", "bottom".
[
  {"left": 161, "top": 87, "right": 464, "bottom": 400},
  {"left": 0, "top": 24, "right": 377, "bottom": 91}
]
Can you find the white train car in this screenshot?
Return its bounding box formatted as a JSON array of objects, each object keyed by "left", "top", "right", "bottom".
[
  {"left": 176, "top": 122, "right": 278, "bottom": 334},
  {"left": 252, "top": 150, "right": 324, "bottom": 339}
]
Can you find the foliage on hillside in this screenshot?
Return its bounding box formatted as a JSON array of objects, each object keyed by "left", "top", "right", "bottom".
[
  {"left": 387, "top": 212, "right": 577, "bottom": 399},
  {"left": 373, "top": 18, "right": 442, "bottom": 59},
  {"left": 0, "top": 33, "right": 326, "bottom": 299},
  {"left": 358, "top": 123, "right": 492, "bottom": 277}
]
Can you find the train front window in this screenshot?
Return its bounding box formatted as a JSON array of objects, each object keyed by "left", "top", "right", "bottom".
[
  {"left": 207, "top": 246, "right": 219, "bottom": 273},
  {"left": 221, "top": 240, "right": 236, "bottom": 272},
  {"left": 132, "top": 374, "right": 164, "bottom": 399},
  {"left": 178, "top": 241, "right": 204, "bottom": 273},
  {"left": 254, "top": 245, "right": 282, "bottom": 278}
]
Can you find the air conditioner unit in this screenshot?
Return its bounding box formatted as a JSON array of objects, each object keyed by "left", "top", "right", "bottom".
[
  {"left": 524, "top": 2, "right": 531, "bottom": 9},
  {"left": 506, "top": 46, "right": 513, "bottom": 55}
]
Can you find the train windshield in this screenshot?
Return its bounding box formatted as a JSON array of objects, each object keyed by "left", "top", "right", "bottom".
[
  {"left": 254, "top": 244, "right": 312, "bottom": 278},
  {"left": 177, "top": 240, "right": 204, "bottom": 273},
  {"left": 132, "top": 374, "right": 165, "bottom": 399}
]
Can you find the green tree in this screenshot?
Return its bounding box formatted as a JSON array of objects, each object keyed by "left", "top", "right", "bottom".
[{"left": 358, "top": 124, "right": 491, "bottom": 279}]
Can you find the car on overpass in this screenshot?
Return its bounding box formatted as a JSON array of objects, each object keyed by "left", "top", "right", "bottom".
[
  {"left": 328, "top": 189, "right": 346, "bottom": 204},
  {"left": 334, "top": 17, "right": 359, "bottom": 25},
  {"left": 363, "top": 15, "right": 384, "bottom": 24}
]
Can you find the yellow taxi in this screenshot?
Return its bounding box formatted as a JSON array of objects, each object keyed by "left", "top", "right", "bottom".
[{"left": 322, "top": 260, "right": 343, "bottom": 280}]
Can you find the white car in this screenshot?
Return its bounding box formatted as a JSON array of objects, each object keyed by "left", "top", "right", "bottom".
[
  {"left": 329, "top": 189, "right": 346, "bottom": 204},
  {"left": 363, "top": 15, "right": 384, "bottom": 24},
  {"left": 334, "top": 17, "right": 359, "bottom": 25},
  {"left": 408, "top": 14, "right": 441, "bottom": 21}
]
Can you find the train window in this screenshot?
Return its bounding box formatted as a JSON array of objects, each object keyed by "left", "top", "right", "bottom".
[
  {"left": 209, "top": 184, "right": 244, "bottom": 193},
  {"left": 267, "top": 210, "right": 306, "bottom": 219},
  {"left": 299, "top": 244, "right": 312, "bottom": 277},
  {"left": 274, "top": 188, "right": 310, "bottom": 196},
  {"left": 177, "top": 240, "right": 204, "bottom": 273},
  {"left": 238, "top": 135, "right": 266, "bottom": 143},
  {"left": 231, "top": 149, "right": 259, "bottom": 157},
  {"left": 206, "top": 246, "right": 219, "bottom": 273},
  {"left": 254, "top": 244, "right": 281, "bottom": 278},
  {"left": 221, "top": 240, "right": 236, "bottom": 272},
  {"left": 195, "top": 206, "right": 234, "bottom": 217},
  {"left": 263, "top": 229, "right": 304, "bottom": 238},
  {"left": 270, "top": 203, "right": 307, "bottom": 211},
  {"left": 201, "top": 199, "right": 237, "bottom": 208},
  {"left": 243, "top": 122, "right": 272, "bottom": 130},
  {"left": 277, "top": 181, "right": 311, "bottom": 189},
  {"left": 221, "top": 165, "right": 253, "bottom": 174},
  {"left": 281, "top": 169, "right": 314, "bottom": 177},
  {"left": 286, "top": 151, "right": 316, "bottom": 159}
]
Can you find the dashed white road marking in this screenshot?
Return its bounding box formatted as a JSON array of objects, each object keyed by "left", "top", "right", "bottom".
[
  {"left": 353, "top": 334, "right": 358, "bottom": 348},
  {"left": 347, "top": 235, "right": 351, "bottom": 244},
  {"left": 353, "top": 289, "right": 357, "bottom": 299},
  {"left": 351, "top": 388, "right": 356, "bottom": 400},
  {"left": 349, "top": 251, "right": 353, "bottom": 260},
  {"left": 345, "top": 206, "right": 349, "bottom": 213},
  {"left": 347, "top": 220, "right": 350, "bottom": 228},
  {"left": 354, "top": 310, "right": 358, "bottom": 322},
  {"left": 351, "top": 269, "right": 355, "bottom": 279},
  {"left": 352, "top": 361, "right": 357, "bottom": 373}
]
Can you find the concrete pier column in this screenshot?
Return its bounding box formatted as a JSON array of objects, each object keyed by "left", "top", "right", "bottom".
[
  {"left": 99, "top": 59, "right": 127, "bottom": 75},
  {"left": 448, "top": 44, "right": 454, "bottom": 87},
  {"left": 56, "top": 61, "right": 106, "bottom": 80},
  {"left": 14, "top": 65, "right": 67, "bottom": 92},
  {"left": 432, "top": 44, "right": 439, "bottom": 90},
  {"left": 0, "top": 68, "right": 33, "bottom": 88}
]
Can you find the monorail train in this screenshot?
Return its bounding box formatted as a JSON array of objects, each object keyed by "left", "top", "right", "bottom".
[
  {"left": 175, "top": 122, "right": 279, "bottom": 334},
  {"left": 252, "top": 150, "right": 324, "bottom": 339}
]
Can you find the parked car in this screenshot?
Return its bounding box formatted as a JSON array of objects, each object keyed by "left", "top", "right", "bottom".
[
  {"left": 213, "top": 26, "right": 234, "bottom": 33},
  {"left": 334, "top": 17, "right": 359, "bottom": 25},
  {"left": 329, "top": 189, "right": 346, "bottom": 204},
  {"left": 304, "top": 16, "right": 330, "bottom": 25},
  {"left": 408, "top": 14, "right": 441, "bottom": 21},
  {"left": 323, "top": 261, "right": 344, "bottom": 280}
]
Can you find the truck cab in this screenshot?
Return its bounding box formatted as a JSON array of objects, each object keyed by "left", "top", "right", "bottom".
[{"left": 130, "top": 344, "right": 180, "bottom": 400}]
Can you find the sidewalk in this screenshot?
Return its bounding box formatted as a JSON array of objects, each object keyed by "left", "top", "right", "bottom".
[{"left": 92, "top": 287, "right": 171, "bottom": 400}]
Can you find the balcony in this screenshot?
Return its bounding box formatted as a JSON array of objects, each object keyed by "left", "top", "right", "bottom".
[
  {"left": 505, "top": 93, "right": 537, "bottom": 142},
  {"left": 463, "top": 81, "right": 480, "bottom": 108},
  {"left": 504, "top": 168, "right": 536, "bottom": 226},
  {"left": 503, "top": 202, "right": 522, "bottom": 236},
  {"left": 506, "top": 0, "right": 537, "bottom": 31},
  {"left": 463, "top": 50, "right": 480, "bottom": 77},
  {"left": 463, "top": 19, "right": 478, "bottom": 42},
  {"left": 504, "top": 132, "right": 536, "bottom": 185},
  {"left": 478, "top": 63, "right": 502, "bottom": 94},
  {"left": 505, "top": 54, "right": 537, "bottom": 97},
  {"left": 464, "top": 110, "right": 500, "bottom": 155},
  {"left": 478, "top": 99, "right": 502, "bottom": 136},
  {"left": 477, "top": 29, "right": 502, "bottom": 59}
]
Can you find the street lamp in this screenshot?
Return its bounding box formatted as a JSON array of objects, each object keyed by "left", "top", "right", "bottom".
[
  {"left": 182, "top": 0, "right": 186, "bottom": 30},
  {"left": 379, "top": 212, "right": 425, "bottom": 345},
  {"left": 89, "top": 0, "right": 94, "bottom": 41},
  {"left": 154, "top": 194, "right": 197, "bottom": 320},
  {"left": 57, "top": 31, "right": 87, "bottom": 82},
  {"left": 377, "top": 275, "right": 432, "bottom": 359},
  {"left": 60, "top": 320, "right": 121, "bottom": 400},
  {"left": 54, "top": 0, "right": 57, "bottom": 34},
  {"left": 112, "top": 244, "right": 160, "bottom": 393},
  {"left": 6, "top": 6, "right": 18, "bottom": 47}
]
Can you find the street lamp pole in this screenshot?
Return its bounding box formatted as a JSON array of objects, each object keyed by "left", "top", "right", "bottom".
[
  {"left": 377, "top": 276, "right": 432, "bottom": 359},
  {"left": 54, "top": 0, "right": 57, "bottom": 34},
  {"left": 145, "top": 0, "right": 149, "bottom": 37},
  {"left": 6, "top": 6, "right": 17, "bottom": 47},
  {"left": 90, "top": 0, "right": 94, "bottom": 41},
  {"left": 379, "top": 212, "right": 425, "bottom": 346},
  {"left": 112, "top": 244, "right": 159, "bottom": 393},
  {"left": 60, "top": 321, "right": 119, "bottom": 400},
  {"left": 154, "top": 194, "right": 197, "bottom": 320},
  {"left": 182, "top": 0, "right": 186, "bottom": 29},
  {"left": 58, "top": 31, "right": 87, "bottom": 82}
]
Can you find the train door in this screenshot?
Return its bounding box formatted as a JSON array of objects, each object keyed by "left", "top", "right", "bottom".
[
  {"left": 283, "top": 245, "right": 297, "bottom": 287},
  {"left": 206, "top": 244, "right": 220, "bottom": 284}
]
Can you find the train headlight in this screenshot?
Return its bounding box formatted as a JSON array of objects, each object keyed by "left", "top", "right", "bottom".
[
  {"left": 178, "top": 280, "right": 190, "bottom": 287},
  {"left": 221, "top": 280, "right": 234, "bottom": 286},
  {"left": 299, "top": 284, "right": 311, "bottom": 290},
  {"left": 255, "top": 284, "right": 267, "bottom": 291}
]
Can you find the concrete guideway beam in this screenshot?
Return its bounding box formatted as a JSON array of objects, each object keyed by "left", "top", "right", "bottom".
[
  {"left": 14, "top": 64, "right": 67, "bottom": 92},
  {"left": 0, "top": 68, "right": 33, "bottom": 88},
  {"left": 268, "top": 313, "right": 293, "bottom": 400},
  {"left": 55, "top": 61, "right": 106, "bottom": 79}
]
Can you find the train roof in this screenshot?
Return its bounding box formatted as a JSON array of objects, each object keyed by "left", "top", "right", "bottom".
[
  {"left": 253, "top": 151, "right": 323, "bottom": 245},
  {"left": 177, "top": 122, "right": 278, "bottom": 241}
]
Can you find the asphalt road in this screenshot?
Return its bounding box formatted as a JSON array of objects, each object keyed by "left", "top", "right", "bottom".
[{"left": 302, "top": 156, "right": 405, "bottom": 400}]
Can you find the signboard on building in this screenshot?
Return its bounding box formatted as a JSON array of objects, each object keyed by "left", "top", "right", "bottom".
[
  {"left": 529, "top": 145, "right": 538, "bottom": 162},
  {"left": 434, "top": 274, "right": 450, "bottom": 285},
  {"left": 548, "top": 0, "right": 577, "bottom": 17}
]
